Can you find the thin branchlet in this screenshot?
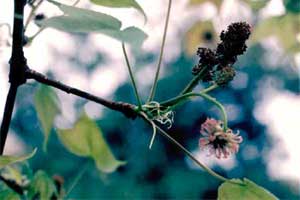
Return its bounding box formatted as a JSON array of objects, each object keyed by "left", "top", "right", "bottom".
[{"left": 25, "top": 69, "right": 138, "bottom": 119}]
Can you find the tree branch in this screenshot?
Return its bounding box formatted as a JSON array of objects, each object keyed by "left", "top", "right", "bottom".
[
  {"left": 1, "top": 0, "right": 141, "bottom": 155},
  {"left": 0, "top": 0, "right": 27, "bottom": 155},
  {"left": 0, "top": 175, "right": 24, "bottom": 195},
  {"left": 25, "top": 68, "right": 138, "bottom": 119}
]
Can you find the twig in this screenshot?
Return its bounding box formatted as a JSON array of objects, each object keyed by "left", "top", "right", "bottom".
[
  {"left": 0, "top": 175, "right": 24, "bottom": 195},
  {"left": 25, "top": 69, "right": 138, "bottom": 119},
  {"left": 28, "top": 27, "right": 44, "bottom": 44},
  {"left": 24, "top": 0, "right": 43, "bottom": 31}
]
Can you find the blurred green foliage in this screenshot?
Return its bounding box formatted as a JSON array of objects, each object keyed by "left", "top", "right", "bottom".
[{"left": 284, "top": 0, "right": 300, "bottom": 14}]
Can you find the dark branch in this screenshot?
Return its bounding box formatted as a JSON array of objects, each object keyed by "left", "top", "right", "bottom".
[
  {"left": 0, "top": 0, "right": 27, "bottom": 155},
  {"left": 25, "top": 68, "right": 138, "bottom": 119},
  {"left": 10, "top": 0, "right": 27, "bottom": 85},
  {"left": 0, "top": 175, "right": 24, "bottom": 195}
]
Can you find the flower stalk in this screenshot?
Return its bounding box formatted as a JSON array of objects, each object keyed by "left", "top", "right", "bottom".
[
  {"left": 200, "top": 93, "right": 228, "bottom": 131},
  {"left": 122, "top": 42, "right": 143, "bottom": 110},
  {"left": 148, "top": 0, "right": 172, "bottom": 102},
  {"left": 140, "top": 112, "right": 243, "bottom": 185},
  {"left": 180, "top": 65, "right": 209, "bottom": 95},
  {"left": 160, "top": 91, "right": 228, "bottom": 131},
  {"left": 161, "top": 84, "right": 218, "bottom": 107}
]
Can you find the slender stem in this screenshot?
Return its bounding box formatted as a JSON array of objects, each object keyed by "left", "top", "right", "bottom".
[
  {"left": 65, "top": 162, "right": 89, "bottom": 197},
  {"left": 27, "top": 27, "right": 44, "bottom": 43},
  {"left": 199, "top": 93, "right": 228, "bottom": 131},
  {"left": 161, "top": 84, "right": 218, "bottom": 107},
  {"left": 201, "top": 84, "right": 218, "bottom": 93},
  {"left": 27, "top": 0, "right": 79, "bottom": 44},
  {"left": 160, "top": 92, "right": 197, "bottom": 107},
  {"left": 161, "top": 92, "right": 228, "bottom": 130},
  {"left": 140, "top": 112, "right": 234, "bottom": 184},
  {"left": 24, "top": 0, "right": 43, "bottom": 31},
  {"left": 180, "top": 65, "right": 208, "bottom": 95},
  {"left": 140, "top": 112, "right": 243, "bottom": 185},
  {"left": 147, "top": 0, "right": 172, "bottom": 102},
  {"left": 122, "top": 43, "right": 142, "bottom": 110},
  {"left": 154, "top": 125, "right": 230, "bottom": 182}
]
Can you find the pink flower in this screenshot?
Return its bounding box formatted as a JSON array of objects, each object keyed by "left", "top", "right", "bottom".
[{"left": 199, "top": 118, "right": 243, "bottom": 159}]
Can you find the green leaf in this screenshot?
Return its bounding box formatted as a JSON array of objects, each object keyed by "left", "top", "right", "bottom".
[
  {"left": 28, "top": 170, "right": 57, "bottom": 200},
  {"left": 251, "top": 14, "right": 300, "bottom": 53},
  {"left": 0, "top": 149, "right": 37, "bottom": 169},
  {"left": 57, "top": 114, "right": 126, "bottom": 173},
  {"left": 45, "top": 0, "right": 122, "bottom": 31},
  {"left": 90, "top": 0, "right": 147, "bottom": 22},
  {"left": 218, "top": 178, "right": 278, "bottom": 200},
  {"left": 34, "top": 85, "right": 60, "bottom": 152},
  {"left": 4, "top": 167, "right": 25, "bottom": 186},
  {"left": 120, "top": 26, "right": 148, "bottom": 49},
  {"left": 43, "top": 1, "right": 147, "bottom": 48},
  {"left": 0, "top": 190, "right": 20, "bottom": 200}
]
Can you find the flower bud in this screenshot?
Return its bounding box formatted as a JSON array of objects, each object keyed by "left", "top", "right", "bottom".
[
  {"left": 34, "top": 13, "right": 45, "bottom": 21},
  {"left": 213, "top": 66, "right": 236, "bottom": 86}
]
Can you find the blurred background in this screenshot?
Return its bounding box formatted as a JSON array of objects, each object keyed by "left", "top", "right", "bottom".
[{"left": 0, "top": 0, "right": 299, "bottom": 199}]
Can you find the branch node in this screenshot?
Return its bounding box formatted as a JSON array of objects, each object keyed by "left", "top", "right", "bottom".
[
  {"left": 114, "top": 102, "right": 138, "bottom": 119},
  {"left": 9, "top": 56, "right": 28, "bottom": 86}
]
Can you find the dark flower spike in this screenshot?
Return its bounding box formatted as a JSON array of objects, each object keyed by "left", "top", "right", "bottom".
[
  {"left": 192, "top": 48, "right": 217, "bottom": 81},
  {"left": 216, "top": 22, "right": 251, "bottom": 66},
  {"left": 196, "top": 47, "right": 217, "bottom": 65},
  {"left": 193, "top": 22, "right": 251, "bottom": 86}
]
